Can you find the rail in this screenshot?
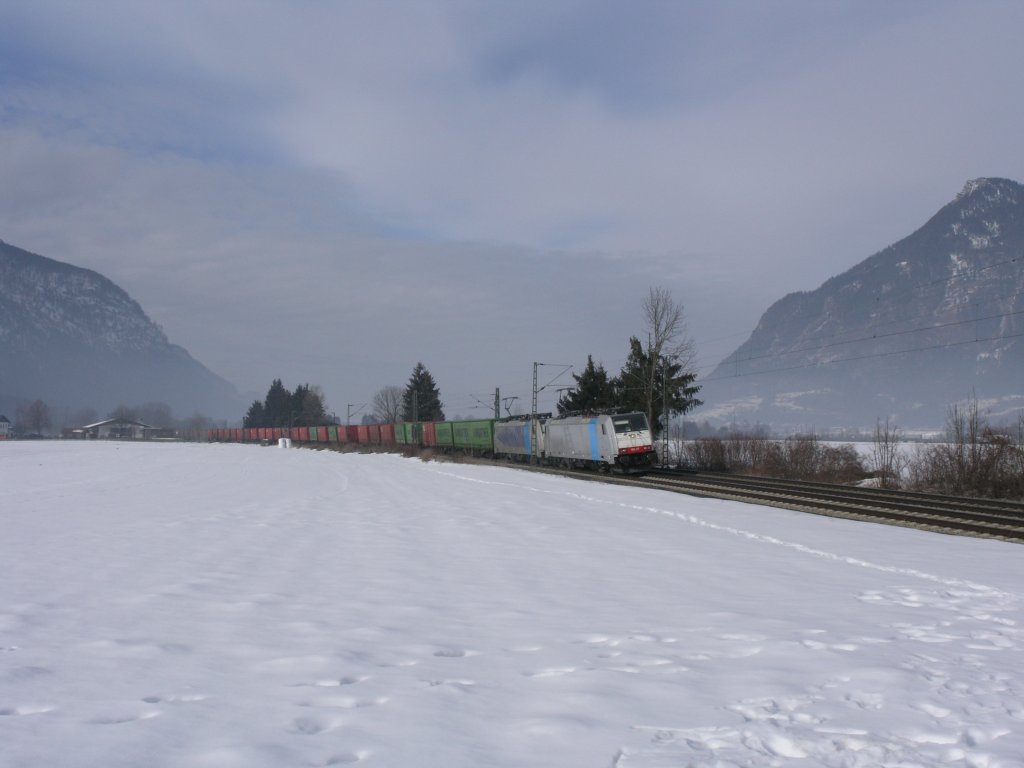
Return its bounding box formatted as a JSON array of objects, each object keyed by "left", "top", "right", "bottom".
[{"left": 540, "top": 466, "right": 1024, "bottom": 543}]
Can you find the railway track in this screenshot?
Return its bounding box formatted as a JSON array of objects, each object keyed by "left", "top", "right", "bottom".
[{"left": 547, "top": 466, "right": 1024, "bottom": 543}]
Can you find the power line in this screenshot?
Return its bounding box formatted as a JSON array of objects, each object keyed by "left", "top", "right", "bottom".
[
  {"left": 690, "top": 255, "right": 1023, "bottom": 376},
  {"left": 706, "top": 308, "right": 1024, "bottom": 373},
  {"left": 702, "top": 330, "right": 1024, "bottom": 383},
  {"left": 695, "top": 255, "right": 1019, "bottom": 358}
]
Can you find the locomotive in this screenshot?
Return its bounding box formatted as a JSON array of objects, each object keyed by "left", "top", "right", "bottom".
[{"left": 209, "top": 411, "right": 658, "bottom": 474}]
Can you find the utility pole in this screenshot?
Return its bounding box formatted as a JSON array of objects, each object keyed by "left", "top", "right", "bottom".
[
  {"left": 531, "top": 362, "right": 573, "bottom": 464},
  {"left": 494, "top": 388, "right": 500, "bottom": 420},
  {"left": 662, "top": 358, "right": 669, "bottom": 466},
  {"left": 532, "top": 362, "right": 539, "bottom": 464},
  {"left": 346, "top": 403, "right": 366, "bottom": 425}
]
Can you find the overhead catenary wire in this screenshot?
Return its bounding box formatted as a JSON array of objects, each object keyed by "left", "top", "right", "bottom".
[
  {"left": 700, "top": 330, "right": 1024, "bottom": 383},
  {"left": 704, "top": 307, "right": 1024, "bottom": 375},
  {"left": 688, "top": 250, "right": 1023, "bottom": 380}
]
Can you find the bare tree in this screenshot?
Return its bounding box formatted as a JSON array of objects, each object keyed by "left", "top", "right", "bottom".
[
  {"left": 180, "top": 412, "right": 212, "bottom": 442},
  {"left": 905, "top": 395, "right": 1024, "bottom": 498},
  {"left": 640, "top": 286, "right": 699, "bottom": 433},
  {"left": 137, "top": 401, "right": 175, "bottom": 429},
  {"left": 373, "top": 385, "right": 404, "bottom": 424},
  {"left": 871, "top": 417, "right": 905, "bottom": 489},
  {"left": 645, "top": 286, "right": 697, "bottom": 370},
  {"left": 70, "top": 406, "right": 98, "bottom": 428},
  {"left": 108, "top": 405, "right": 138, "bottom": 422},
  {"left": 16, "top": 399, "right": 52, "bottom": 436}
]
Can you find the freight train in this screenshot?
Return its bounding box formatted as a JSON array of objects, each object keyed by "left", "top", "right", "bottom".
[{"left": 208, "top": 412, "right": 658, "bottom": 473}]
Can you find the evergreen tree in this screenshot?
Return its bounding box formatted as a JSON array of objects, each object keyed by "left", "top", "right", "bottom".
[
  {"left": 557, "top": 355, "right": 616, "bottom": 416},
  {"left": 243, "top": 399, "right": 266, "bottom": 428},
  {"left": 614, "top": 336, "right": 651, "bottom": 419},
  {"left": 264, "top": 379, "right": 292, "bottom": 426},
  {"left": 401, "top": 363, "right": 445, "bottom": 421},
  {"left": 614, "top": 336, "right": 702, "bottom": 436},
  {"left": 292, "top": 384, "right": 327, "bottom": 426},
  {"left": 242, "top": 379, "right": 330, "bottom": 428}
]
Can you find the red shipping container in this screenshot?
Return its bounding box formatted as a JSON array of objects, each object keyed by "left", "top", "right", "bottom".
[
  {"left": 379, "top": 423, "right": 395, "bottom": 445},
  {"left": 423, "top": 422, "right": 437, "bottom": 447}
]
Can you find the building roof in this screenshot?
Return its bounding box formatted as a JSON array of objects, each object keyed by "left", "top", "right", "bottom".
[{"left": 80, "top": 418, "right": 155, "bottom": 430}]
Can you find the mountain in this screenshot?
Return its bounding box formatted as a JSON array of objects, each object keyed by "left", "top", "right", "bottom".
[
  {"left": 0, "top": 239, "right": 244, "bottom": 421},
  {"left": 700, "top": 177, "right": 1024, "bottom": 431}
]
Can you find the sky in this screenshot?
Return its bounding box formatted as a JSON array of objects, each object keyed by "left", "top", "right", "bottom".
[
  {"left": 3, "top": 440, "right": 1023, "bottom": 766},
  {"left": 1, "top": 1, "right": 1023, "bottom": 420}
]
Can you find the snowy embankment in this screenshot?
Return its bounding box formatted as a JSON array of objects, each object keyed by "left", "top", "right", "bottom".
[{"left": 2, "top": 442, "right": 1022, "bottom": 767}]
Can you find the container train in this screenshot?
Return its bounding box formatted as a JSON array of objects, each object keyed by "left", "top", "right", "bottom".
[{"left": 208, "top": 412, "right": 658, "bottom": 473}]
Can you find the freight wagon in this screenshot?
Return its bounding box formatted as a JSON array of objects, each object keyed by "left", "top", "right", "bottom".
[{"left": 210, "top": 412, "right": 655, "bottom": 473}]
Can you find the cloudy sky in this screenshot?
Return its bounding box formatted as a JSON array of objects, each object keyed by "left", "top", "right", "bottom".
[{"left": 2, "top": 1, "right": 1022, "bottom": 419}]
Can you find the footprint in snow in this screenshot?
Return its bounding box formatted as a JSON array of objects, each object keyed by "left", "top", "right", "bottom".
[
  {"left": 524, "top": 667, "right": 576, "bottom": 678},
  {"left": 321, "top": 752, "right": 365, "bottom": 765},
  {"left": 433, "top": 648, "right": 481, "bottom": 658},
  {"left": 88, "top": 711, "right": 160, "bottom": 725},
  {"left": 801, "top": 639, "right": 859, "bottom": 652},
  {"left": 425, "top": 678, "right": 476, "bottom": 690},
  {"left": 0, "top": 705, "right": 54, "bottom": 716}
]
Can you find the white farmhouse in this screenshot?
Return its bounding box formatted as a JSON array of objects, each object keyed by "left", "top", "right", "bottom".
[{"left": 74, "top": 418, "right": 154, "bottom": 440}]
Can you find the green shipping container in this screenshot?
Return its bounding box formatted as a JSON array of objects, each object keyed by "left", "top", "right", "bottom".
[
  {"left": 328, "top": 425, "right": 339, "bottom": 442},
  {"left": 451, "top": 419, "right": 495, "bottom": 453},
  {"left": 395, "top": 423, "right": 411, "bottom": 445},
  {"left": 434, "top": 422, "right": 454, "bottom": 449}
]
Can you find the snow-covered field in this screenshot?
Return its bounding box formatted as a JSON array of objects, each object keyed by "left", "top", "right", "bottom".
[{"left": 2, "top": 442, "right": 1023, "bottom": 767}]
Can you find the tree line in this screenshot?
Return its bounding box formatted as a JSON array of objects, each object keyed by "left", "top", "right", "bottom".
[
  {"left": 372, "top": 288, "right": 701, "bottom": 435},
  {"left": 677, "top": 397, "right": 1024, "bottom": 500},
  {"left": 244, "top": 287, "right": 702, "bottom": 438},
  {"left": 556, "top": 288, "right": 702, "bottom": 435},
  {"left": 4, "top": 398, "right": 212, "bottom": 439},
  {"left": 243, "top": 380, "right": 328, "bottom": 428}
]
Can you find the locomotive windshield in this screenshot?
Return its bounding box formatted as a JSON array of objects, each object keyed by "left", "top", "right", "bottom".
[{"left": 612, "top": 413, "right": 649, "bottom": 433}]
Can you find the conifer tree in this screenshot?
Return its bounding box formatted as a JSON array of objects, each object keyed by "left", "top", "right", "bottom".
[
  {"left": 243, "top": 400, "right": 266, "bottom": 428},
  {"left": 264, "top": 379, "right": 292, "bottom": 426},
  {"left": 242, "top": 379, "right": 329, "bottom": 427},
  {"left": 614, "top": 336, "right": 701, "bottom": 436},
  {"left": 557, "top": 355, "right": 616, "bottom": 416},
  {"left": 292, "top": 384, "right": 327, "bottom": 426},
  {"left": 401, "top": 363, "right": 445, "bottom": 421}
]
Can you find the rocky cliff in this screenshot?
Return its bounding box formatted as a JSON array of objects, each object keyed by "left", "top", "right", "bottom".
[{"left": 700, "top": 178, "right": 1024, "bottom": 430}]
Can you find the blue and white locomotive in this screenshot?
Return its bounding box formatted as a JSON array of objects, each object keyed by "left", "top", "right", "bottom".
[{"left": 493, "top": 412, "right": 657, "bottom": 473}]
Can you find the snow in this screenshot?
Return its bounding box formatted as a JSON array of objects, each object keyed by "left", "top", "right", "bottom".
[{"left": 2, "top": 441, "right": 1023, "bottom": 767}]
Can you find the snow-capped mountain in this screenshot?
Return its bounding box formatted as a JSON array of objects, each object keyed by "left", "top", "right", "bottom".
[
  {"left": 700, "top": 178, "right": 1024, "bottom": 431},
  {"left": 0, "top": 239, "right": 243, "bottom": 419}
]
